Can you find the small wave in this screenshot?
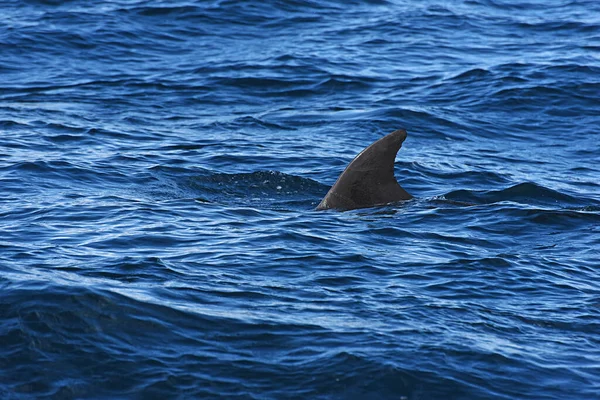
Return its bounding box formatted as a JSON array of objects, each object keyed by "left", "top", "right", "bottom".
[
  {"left": 2, "top": 159, "right": 134, "bottom": 194},
  {"left": 292, "top": 351, "right": 420, "bottom": 399},
  {"left": 133, "top": 5, "right": 199, "bottom": 17},
  {"left": 316, "top": 75, "right": 375, "bottom": 91},
  {"left": 448, "top": 67, "right": 493, "bottom": 82},
  {"left": 444, "top": 182, "right": 597, "bottom": 208},
  {"left": 410, "top": 162, "right": 510, "bottom": 186},
  {"left": 523, "top": 207, "right": 600, "bottom": 227},
  {"left": 208, "top": 75, "right": 318, "bottom": 96},
  {"left": 0, "top": 120, "right": 30, "bottom": 129},
  {"left": 187, "top": 171, "right": 325, "bottom": 207},
  {"left": 227, "top": 116, "right": 295, "bottom": 131},
  {"left": 133, "top": 169, "right": 326, "bottom": 207},
  {"left": 361, "top": 107, "right": 472, "bottom": 140},
  {"left": 515, "top": 19, "right": 597, "bottom": 34}
]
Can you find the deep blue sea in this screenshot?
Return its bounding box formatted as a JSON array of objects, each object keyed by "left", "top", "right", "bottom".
[{"left": 1, "top": 0, "right": 599, "bottom": 399}]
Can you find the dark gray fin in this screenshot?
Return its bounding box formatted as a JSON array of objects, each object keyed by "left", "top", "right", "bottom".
[{"left": 316, "top": 129, "right": 412, "bottom": 211}]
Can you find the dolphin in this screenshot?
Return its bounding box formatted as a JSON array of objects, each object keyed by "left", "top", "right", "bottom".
[{"left": 316, "top": 129, "right": 412, "bottom": 211}]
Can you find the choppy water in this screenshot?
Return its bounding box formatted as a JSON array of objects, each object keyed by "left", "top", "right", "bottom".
[{"left": 1, "top": 1, "right": 600, "bottom": 399}]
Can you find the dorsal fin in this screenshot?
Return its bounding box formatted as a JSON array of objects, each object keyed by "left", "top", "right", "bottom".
[{"left": 316, "top": 129, "right": 412, "bottom": 211}]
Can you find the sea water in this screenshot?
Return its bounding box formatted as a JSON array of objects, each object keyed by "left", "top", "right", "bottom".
[{"left": 1, "top": 1, "right": 599, "bottom": 399}]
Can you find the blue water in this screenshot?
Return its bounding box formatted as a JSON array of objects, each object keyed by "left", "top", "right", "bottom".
[{"left": 1, "top": 0, "right": 599, "bottom": 398}]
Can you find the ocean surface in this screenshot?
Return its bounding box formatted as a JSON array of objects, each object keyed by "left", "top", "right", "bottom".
[{"left": 1, "top": 0, "right": 599, "bottom": 399}]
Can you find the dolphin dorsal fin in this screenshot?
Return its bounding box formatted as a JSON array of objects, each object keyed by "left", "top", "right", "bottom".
[{"left": 316, "top": 129, "right": 412, "bottom": 211}]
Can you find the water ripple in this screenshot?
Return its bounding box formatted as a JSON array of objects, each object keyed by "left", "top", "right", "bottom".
[{"left": 1, "top": 0, "right": 599, "bottom": 399}]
